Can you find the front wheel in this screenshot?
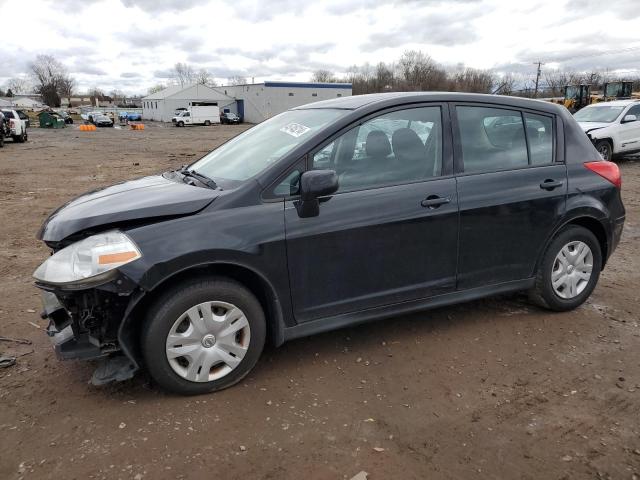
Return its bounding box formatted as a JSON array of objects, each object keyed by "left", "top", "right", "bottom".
[
  {"left": 595, "top": 140, "right": 612, "bottom": 161},
  {"left": 141, "top": 277, "right": 266, "bottom": 395},
  {"left": 530, "top": 225, "right": 602, "bottom": 311},
  {"left": 178, "top": 121, "right": 184, "bottom": 127}
]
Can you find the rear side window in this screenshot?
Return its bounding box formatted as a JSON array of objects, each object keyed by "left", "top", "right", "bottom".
[
  {"left": 524, "top": 113, "right": 553, "bottom": 165},
  {"left": 457, "top": 106, "right": 554, "bottom": 173},
  {"left": 2, "top": 110, "right": 15, "bottom": 119},
  {"left": 457, "top": 106, "right": 528, "bottom": 173}
]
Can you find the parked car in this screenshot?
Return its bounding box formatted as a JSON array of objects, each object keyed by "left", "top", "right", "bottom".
[
  {"left": 34, "top": 93, "right": 625, "bottom": 395},
  {"left": 0, "top": 111, "right": 5, "bottom": 148},
  {"left": 118, "top": 111, "right": 142, "bottom": 122},
  {"left": 57, "top": 111, "right": 74, "bottom": 124},
  {"left": 16, "top": 110, "right": 30, "bottom": 128},
  {"left": 221, "top": 112, "right": 240, "bottom": 124},
  {"left": 1, "top": 109, "right": 28, "bottom": 143},
  {"left": 574, "top": 99, "right": 640, "bottom": 160},
  {"left": 81, "top": 111, "right": 102, "bottom": 122},
  {"left": 172, "top": 106, "right": 220, "bottom": 126},
  {"left": 91, "top": 114, "right": 114, "bottom": 127}
]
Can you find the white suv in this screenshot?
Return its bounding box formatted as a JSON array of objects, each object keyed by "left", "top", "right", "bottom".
[{"left": 574, "top": 99, "right": 640, "bottom": 160}]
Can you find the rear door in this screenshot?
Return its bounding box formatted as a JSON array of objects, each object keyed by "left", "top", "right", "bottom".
[
  {"left": 452, "top": 104, "right": 567, "bottom": 289},
  {"left": 282, "top": 104, "right": 459, "bottom": 323}
]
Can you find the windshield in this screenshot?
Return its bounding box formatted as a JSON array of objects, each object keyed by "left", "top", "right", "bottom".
[
  {"left": 190, "top": 109, "right": 347, "bottom": 182},
  {"left": 574, "top": 105, "right": 625, "bottom": 123}
]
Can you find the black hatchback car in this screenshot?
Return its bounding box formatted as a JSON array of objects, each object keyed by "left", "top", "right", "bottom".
[{"left": 34, "top": 93, "right": 625, "bottom": 395}]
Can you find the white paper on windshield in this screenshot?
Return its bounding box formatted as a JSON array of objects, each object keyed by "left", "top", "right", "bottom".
[{"left": 280, "top": 122, "right": 311, "bottom": 138}]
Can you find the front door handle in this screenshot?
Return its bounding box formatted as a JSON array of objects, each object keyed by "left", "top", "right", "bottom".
[
  {"left": 421, "top": 195, "right": 450, "bottom": 209},
  {"left": 540, "top": 179, "right": 564, "bottom": 190}
]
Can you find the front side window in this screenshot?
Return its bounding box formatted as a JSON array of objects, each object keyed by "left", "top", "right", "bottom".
[
  {"left": 190, "top": 108, "right": 346, "bottom": 182},
  {"left": 457, "top": 106, "right": 528, "bottom": 173},
  {"left": 626, "top": 105, "right": 640, "bottom": 119},
  {"left": 312, "top": 106, "right": 443, "bottom": 193}
]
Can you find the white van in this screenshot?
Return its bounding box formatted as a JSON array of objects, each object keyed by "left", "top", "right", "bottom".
[{"left": 172, "top": 106, "right": 220, "bottom": 127}]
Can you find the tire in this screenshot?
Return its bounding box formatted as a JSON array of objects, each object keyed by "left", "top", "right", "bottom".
[
  {"left": 529, "top": 225, "right": 602, "bottom": 311},
  {"left": 141, "top": 276, "right": 266, "bottom": 395},
  {"left": 0, "top": 135, "right": 3, "bottom": 148},
  {"left": 13, "top": 133, "right": 25, "bottom": 143},
  {"left": 595, "top": 140, "right": 612, "bottom": 161},
  {"left": 178, "top": 121, "right": 184, "bottom": 127},
  {"left": 204, "top": 120, "right": 211, "bottom": 126}
]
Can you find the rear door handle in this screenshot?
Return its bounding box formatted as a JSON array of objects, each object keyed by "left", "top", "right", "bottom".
[
  {"left": 421, "top": 195, "right": 450, "bottom": 209},
  {"left": 539, "top": 179, "right": 564, "bottom": 190}
]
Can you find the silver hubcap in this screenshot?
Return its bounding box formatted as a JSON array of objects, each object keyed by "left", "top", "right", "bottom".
[
  {"left": 165, "top": 301, "right": 251, "bottom": 383},
  {"left": 552, "top": 241, "right": 593, "bottom": 299}
]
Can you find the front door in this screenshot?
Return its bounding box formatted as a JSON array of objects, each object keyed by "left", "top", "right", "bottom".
[
  {"left": 618, "top": 104, "right": 640, "bottom": 153},
  {"left": 284, "top": 105, "right": 459, "bottom": 323},
  {"left": 452, "top": 104, "right": 567, "bottom": 289}
]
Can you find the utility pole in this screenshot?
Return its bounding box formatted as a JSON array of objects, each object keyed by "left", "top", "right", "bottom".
[{"left": 533, "top": 61, "right": 544, "bottom": 98}]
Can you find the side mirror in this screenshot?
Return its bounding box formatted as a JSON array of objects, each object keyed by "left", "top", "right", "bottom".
[
  {"left": 622, "top": 114, "right": 637, "bottom": 124},
  {"left": 296, "top": 170, "right": 338, "bottom": 218}
]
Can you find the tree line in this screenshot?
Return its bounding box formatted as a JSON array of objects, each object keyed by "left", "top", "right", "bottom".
[
  {"left": 2, "top": 50, "right": 639, "bottom": 106},
  {"left": 311, "top": 50, "right": 640, "bottom": 98}
]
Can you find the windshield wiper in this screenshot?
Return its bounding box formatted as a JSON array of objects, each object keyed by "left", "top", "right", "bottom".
[{"left": 178, "top": 167, "right": 218, "bottom": 190}]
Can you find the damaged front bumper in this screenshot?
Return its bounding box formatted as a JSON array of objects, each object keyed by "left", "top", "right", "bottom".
[{"left": 38, "top": 274, "right": 141, "bottom": 384}]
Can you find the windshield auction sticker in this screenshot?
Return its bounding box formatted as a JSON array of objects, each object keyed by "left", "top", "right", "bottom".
[{"left": 280, "top": 123, "right": 311, "bottom": 138}]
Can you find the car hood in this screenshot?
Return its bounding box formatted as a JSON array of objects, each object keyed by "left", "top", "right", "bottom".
[
  {"left": 577, "top": 122, "right": 611, "bottom": 133},
  {"left": 38, "top": 174, "right": 220, "bottom": 242}
]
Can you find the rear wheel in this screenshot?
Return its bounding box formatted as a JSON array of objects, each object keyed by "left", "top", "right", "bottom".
[
  {"left": 204, "top": 120, "right": 211, "bottom": 126},
  {"left": 0, "top": 134, "right": 3, "bottom": 148},
  {"left": 595, "top": 140, "right": 612, "bottom": 161},
  {"left": 141, "top": 277, "right": 266, "bottom": 395},
  {"left": 530, "top": 225, "right": 601, "bottom": 311}
]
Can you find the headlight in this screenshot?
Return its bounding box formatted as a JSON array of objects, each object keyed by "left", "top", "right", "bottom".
[{"left": 33, "top": 231, "right": 141, "bottom": 287}]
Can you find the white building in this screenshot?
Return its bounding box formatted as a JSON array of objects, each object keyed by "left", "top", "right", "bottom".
[
  {"left": 220, "top": 81, "right": 352, "bottom": 124},
  {"left": 142, "top": 81, "right": 353, "bottom": 124},
  {"left": 142, "top": 84, "right": 236, "bottom": 122}
]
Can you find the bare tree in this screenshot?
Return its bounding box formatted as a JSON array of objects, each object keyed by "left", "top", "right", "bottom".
[
  {"left": 58, "top": 76, "right": 75, "bottom": 100},
  {"left": 173, "top": 62, "right": 195, "bottom": 87},
  {"left": 30, "top": 54, "right": 72, "bottom": 107},
  {"left": 5, "top": 77, "right": 31, "bottom": 94},
  {"left": 195, "top": 69, "right": 216, "bottom": 86},
  {"left": 311, "top": 69, "right": 336, "bottom": 83},
  {"left": 89, "top": 87, "right": 105, "bottom": 98},
  {"left": 493, "top": 73, "right": 517, "bottom": 95},
  {"left": 147, "top": 83, "right": 166, "bottom": 95},
  {"left": 450, "top": 68, "right": 495, "bottom": 93},
  {"left": 227, "top": 75, "right": 247, "bottom": 86}
]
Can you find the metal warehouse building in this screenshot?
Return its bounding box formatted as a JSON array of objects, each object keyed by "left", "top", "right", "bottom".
[
  {"left": 219, "top": 81, "right": 352, "bottom": 123},
  {"left": 141, "top": 84, "right": 236, "bottom": 122},
  {"left": 142, "top": 81, "right": 352, "bottom": 124}
]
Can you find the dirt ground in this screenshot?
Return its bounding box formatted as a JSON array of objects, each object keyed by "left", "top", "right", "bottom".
[{"left": 1, "top": 123, "right": 639, "bottom": 480}]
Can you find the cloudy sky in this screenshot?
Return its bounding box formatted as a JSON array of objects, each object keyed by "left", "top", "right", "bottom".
[{"left": 0, "top": 0, "right": 638, "bottom": 95}]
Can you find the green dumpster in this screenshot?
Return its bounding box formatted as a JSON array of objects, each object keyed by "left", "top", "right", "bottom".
[{"left": 38, "top": 111, "right": 65, "bottom": 129}]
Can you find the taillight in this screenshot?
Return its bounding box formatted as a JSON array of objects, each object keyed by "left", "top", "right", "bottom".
[
  {"left": 584, "top": 161, "right": 621, "bottom": 189},
  {"left": 9, "top": 119, "right": 15, "bottom": 128}
]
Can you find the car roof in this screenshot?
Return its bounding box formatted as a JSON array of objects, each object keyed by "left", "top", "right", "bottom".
[{"left": 293, "top": 91, "right": 564, "bottom": 115}]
